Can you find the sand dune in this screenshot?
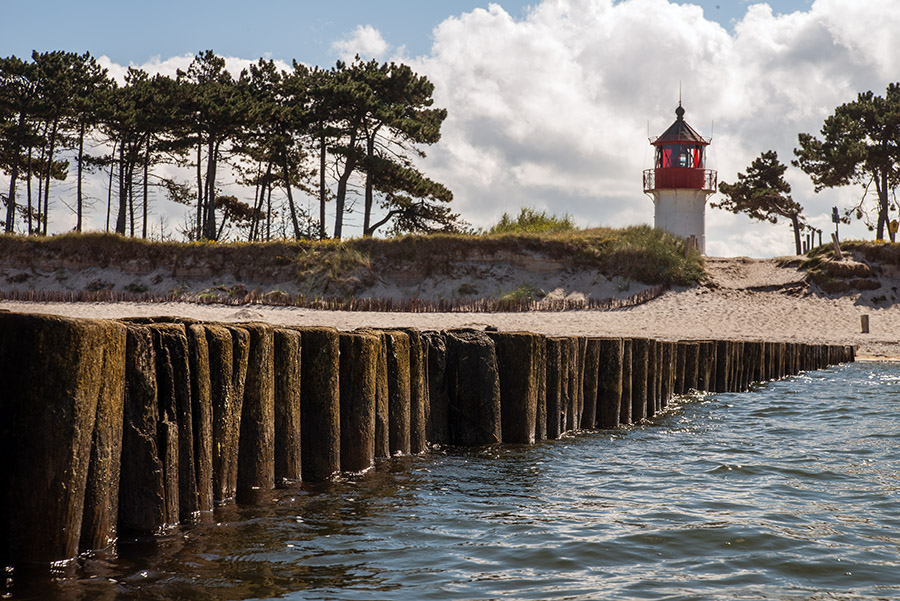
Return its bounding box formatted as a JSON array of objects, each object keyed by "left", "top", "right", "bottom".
[{"left": 3, "top": 257, "right": 897, "bottom": 359}]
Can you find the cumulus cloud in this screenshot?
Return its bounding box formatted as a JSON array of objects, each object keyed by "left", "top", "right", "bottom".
[
  {"left": 331, "top": 24, "right": 392, "bottom": 62},
  {"left": 405, "top": 0, "right": 900, "bottom": 256}
]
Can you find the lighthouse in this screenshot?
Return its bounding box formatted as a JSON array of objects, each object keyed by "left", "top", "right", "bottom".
[{"left": 643, "top": 103, "right": 716, "bottom": 254}]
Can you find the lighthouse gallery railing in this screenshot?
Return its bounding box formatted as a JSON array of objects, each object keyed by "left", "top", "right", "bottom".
[{"left": 643, "top": 168, "right": 717, "bottom": 193}]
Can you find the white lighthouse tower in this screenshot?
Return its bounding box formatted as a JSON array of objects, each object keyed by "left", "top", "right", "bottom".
[{"left": 643, "top": 103, "right": 716, "bottom": 254}]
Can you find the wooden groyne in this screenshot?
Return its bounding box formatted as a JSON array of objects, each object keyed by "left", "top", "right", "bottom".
[{"left": 0, "top": 312, "right": 855, "bottom": 568}]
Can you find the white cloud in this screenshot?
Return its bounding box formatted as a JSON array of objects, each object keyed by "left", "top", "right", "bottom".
[
  {"left": 406, "top": 0, "right": 900, "bottom": 256},
  {"left": 331, "top": 24, "right": 392, "bottom": 63}
]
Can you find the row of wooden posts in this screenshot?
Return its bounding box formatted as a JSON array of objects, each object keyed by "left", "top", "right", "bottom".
[{"left": 0, "top": 311, "right": 855, "bottom": 568}]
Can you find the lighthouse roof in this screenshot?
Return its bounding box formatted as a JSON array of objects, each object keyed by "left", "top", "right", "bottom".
[{"left": 652, "top": 104, "right": 709, "bottom": 146}]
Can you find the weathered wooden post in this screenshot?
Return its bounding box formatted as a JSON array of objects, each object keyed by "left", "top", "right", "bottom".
[
  {"left": 0, "top": 314, "right": 123, "bottom": 566},
  {"left": 385, "top": 330, "right": 412, "bottom": 456},
  {"left": 357, "top": 329, "right": 391, "bottom": 458},
  {"left": 118, "top": 324, "right": 167, "bottom": 536},
  {"left": 580, "top": 338, "right": 601, "bottom": 430},
  {"left": 596, "top": 338, "right": 624, "bottom": 429},
  {"left": 274, "top": 328, "right": 302, "bottom": 485},
  {"left": 299, "top": 327, "right": 341, "bottom": 482},
  {"left": 699, "top": 341, "right": 716, "bottom": 392},
  {"left": 236, "top": 323, "right": 275, "bottom": 503},
  {"left": 535, "top": 335, "right": 548, "bottom": 441},
  {"left": 186, "top": 324, "right": 214, "bottom": 512},
  {"left": 150, "top": 323, "right": 198, "bottom": 520},
  {"left": 683, "top": 342, "right": 700, "bottom": 393},
  {"left": 715, "top": 340, "right": 731, "bottom": 392},
  {"left": 422, "top": 331, "right": 450, "bottom": 447},
  {"left": 487, "top": 331, "right": 539, "bottom": 444},
  {"left": 545, "top": 337, "right": 565, "bottom": 439},
  {"left": 631, "top": 338, "right": 650, "bottom": 423},
  {"left": 80, "top": 322, "right": 127, "bottom": 553},
  {"left": 445, "top": 330, "right": 501, "bottom": 445},
  {"left": 620, "top": 339, "right": 633, "bottom": 426},
  {"left": 400, "top": 328, "right": 428, "bottom": 454},
  {"left": 339, "top": 332, "right": 379, "bottom": 472}
]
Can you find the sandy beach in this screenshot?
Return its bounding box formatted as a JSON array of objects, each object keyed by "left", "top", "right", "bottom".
[{"left": 3, "top": 257, "right": 897, "bottom": 359}]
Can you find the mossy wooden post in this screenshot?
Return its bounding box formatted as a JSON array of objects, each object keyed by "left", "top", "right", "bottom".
[
  {"left": 674, "top": 342, "right": 686, "bottom": 395},
  {"left": 300, "top": 327, "right": 341, "bottom": 481},
  {"left": 207, "top": 326, "right": 247, "bottom": 504},
  {"left": 423, "top": 331, "right": 450, "bottom": 446},
  {"left": 274, "top": 328, "right": 302, "bottom": 485},
  {"left": 659, "top": 341, "right": 676, "bottom": 411},
  {"left": 400, "top": 328, "right": 428, "bottom": 454},
  {"left": 118, "top": 324, "right": 167, "bottom": 536},
  {"left": 187, "top": 325, "right": 214, "bottom": 513},
  {"left": 339, "top": 332, "right": 378, "bottom": 472},
  {"left": 631, "top": 338, "right": 650, "bottom": 423},
  {"left": 620, "top": 339, "right": 633, "bottom": 426},
  {"left": 714, "top": 340, "right": 731, "bottom": 393},
  {"left": 385, "top": 330, "right": 412, "bottom": 456},
  {"left": 487, "top": 332, "right": 538, "bottom": 444},
  {"left": 753, "top": 341, "right": 767, "bottom": 383},
  {"left": 534, "top": 335, "right": 548, "bottom": 441},
  {"left": 445, "top": 330, "right": 502, "bottom": 445},
  {"left": 645, "top": 339, "right": 659, "bottom": 417},
  {"left": 564, "top": 338, "right": 584, "bottom": 432},
  {"left": 237, "top": 324, "right": 275, "bottom": 503},
  {"left": 699, "top": 341, "right": 716, "bottom": 392},
  {"left": 150, "top": 323, "right": 198, "bottom": 520},
  {"left": 776, "top": 342, "right": 787, "bottom": 380},
  {"left": 545, "top": 337, "right": 565, "bottom": 439},
  {"left": 358, "top": 329, "right": 391, "bottom": 458},
  {"left": 683, "top": 342, "right": 700, "bottom": 393},
  {"left": 80, "top": 321, "right": 127, "bottom": 553},
  {"left": 581, "top": 338, "right": 601, "bottom": 430},
  {"left": 0, "top": 314, "right": 113, "bottom": 566},
  {"left": 596, "top": 338, "right": 623, "bottom": 429}
]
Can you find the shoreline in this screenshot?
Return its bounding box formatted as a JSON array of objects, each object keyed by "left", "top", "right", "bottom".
[{"left": 3, "top": 283, "right": 898, "bottom": 360}]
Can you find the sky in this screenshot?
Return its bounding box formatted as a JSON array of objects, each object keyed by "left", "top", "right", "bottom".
[{"left": 2, "top": 0, "right": 896, "bottom": 257}]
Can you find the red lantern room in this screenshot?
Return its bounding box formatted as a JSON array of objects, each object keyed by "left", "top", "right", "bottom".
[{"left": 643, "top": 103, "right": 716, "bottom": 192}]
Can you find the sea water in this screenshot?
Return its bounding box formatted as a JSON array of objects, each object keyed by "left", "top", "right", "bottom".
[{"left": 7, "top": 362, "right": 900, "bottom": 600}]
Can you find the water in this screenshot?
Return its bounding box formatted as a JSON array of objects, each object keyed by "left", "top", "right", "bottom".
[{"left": 6, "top": 362, "right": 900, "bottom": 600}]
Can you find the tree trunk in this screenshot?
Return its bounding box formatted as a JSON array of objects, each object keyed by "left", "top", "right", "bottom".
[
  {"left": 76, "top": 121, "right": 86, "bottom": 232},
  {"left": 203, "top": 137, "right": 218, "bottom": 240},
  {"left": 363, "top": 131, "right": 375, "bottom": 236},
  {"left": 42, "top": 117, "right": 60, "bottom": 236},
  {"left": 142, "top": 140, "right": 150, "bottom": 239},
  {"left": 791, "top": 213, "right": 802, "bottom": 255},
  {"left": 196, "top": 138, "right": 204, "bottom": 240},
  {"left": 333, "top": 130, "right": 358, "bottom": 240},
  {"left": 282, "top": 155, "right": 302, "bottom": 239},
  {"left": 25, "top": 145, "right": 33, "bottom": 235},
  {"left": 115, "top": 143, "right": 128, "bottom": 235},
  {"left": 106, "top": 141, "right": 117, "bottom": 232},
  {"left": 319, "top": 128, "right": 327, "bottom": 240},
  {"left": 880, "top": 170, "right": 894, "bottom": 243},
  {"left": 4, "top": 112, "right": 26, "bottom": 234}
]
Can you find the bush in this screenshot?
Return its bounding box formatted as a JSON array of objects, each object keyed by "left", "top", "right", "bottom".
[{"left": 488, "top": 208, "right": 575, "bottom": 235}]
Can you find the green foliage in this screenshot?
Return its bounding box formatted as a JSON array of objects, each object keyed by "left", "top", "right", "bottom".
[
  {"left": 500, "top": 283, "right": 541, "bottom": 302},
  {"left": 488, "top": 207, "right": 576, "bottom": 235},
  {"left": 793, "top": 83, "right": 900, "bottom": 241},
  {"left": 715, "top": 150, "right": 806, "bottom": 254}
]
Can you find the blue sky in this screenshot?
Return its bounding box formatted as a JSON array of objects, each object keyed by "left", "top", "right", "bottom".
[
  {"left": 4, "top": 1, "right": 813, "bottom": 68},
  {"left": 1, "top": 0, "right": 893, "bottom": 257}
]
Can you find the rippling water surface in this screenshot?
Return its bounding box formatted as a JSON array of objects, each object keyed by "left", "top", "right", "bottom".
[{"left": 8, "top": 362, "right": 900, "bottom": 600}]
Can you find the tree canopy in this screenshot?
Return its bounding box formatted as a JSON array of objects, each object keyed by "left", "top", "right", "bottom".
[
  {"left": 793, "top": 83, "right": 900, "bottom": 242},
  {"left": 0, "top": 50, "right": 460, "bottom": 241},
  {"left": 715, "top": 150, "right": 806, "bottom": 255}
]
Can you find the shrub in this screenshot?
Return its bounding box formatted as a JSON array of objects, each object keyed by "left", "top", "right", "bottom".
[{"left": 488, "top": 207, "right": 575, "bottom": 235}]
